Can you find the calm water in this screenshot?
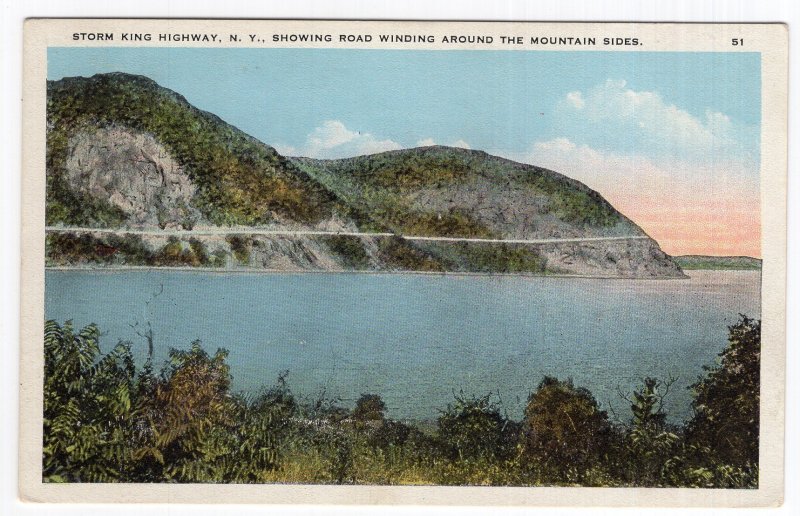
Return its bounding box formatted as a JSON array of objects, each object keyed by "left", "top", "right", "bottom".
[{"left": 44, "top": 270, "right": 760, "bottom": 422}]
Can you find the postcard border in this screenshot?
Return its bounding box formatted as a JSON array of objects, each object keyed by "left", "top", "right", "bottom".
[{"left": 18, "top": 18, "right": 788, "bottom": 507}]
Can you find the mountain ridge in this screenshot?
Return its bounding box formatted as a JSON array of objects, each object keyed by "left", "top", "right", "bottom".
[{"left": 45, "top": 72, "right": 685, "bottom": 278}]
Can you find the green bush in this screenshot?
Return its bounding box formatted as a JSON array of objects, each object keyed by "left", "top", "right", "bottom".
[
  {"left": 43, "top": 320, "right": 137, "bottom": 482},
  {"left": 46, "top": 232, "right": 228, "bottom": 268},
  {"left": 226, "top": 235, "right": 252, "bottom": 265},
  {"left": 352, "top": 393, "right": 387, "bottom": 424},
  {"left": 41, "top": 316, "right": 761, "bottom": 487},
  {"left": 43, "top": 320, "right": 287, "bottom": 483},
  {"left": 377, "top": 236, "right": 445, "bottom": 272},
  {"left": 444, "top": 241, "right": 547, "bottom": 273},
  {"left": 522, "top": 377, "right": 612, "bottom": 481},
  {"left": 437, "top": 392, "right": 518, "bottom": 463},
  {"left": 685, "top": 315, "right": 760, "bottom": 473},
  {"left": 620, "top": 377, "right": 681, "bottom": 486},
  {"left": 322, "top": 235, "right": 371, "bottom": 270},
  {"left": 46, "top": 232, "right": 156, "bottom": 266}
]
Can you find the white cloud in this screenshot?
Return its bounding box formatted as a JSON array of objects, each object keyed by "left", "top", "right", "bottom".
[
  {"left": 534, "top": 137, "right": 575, "bottom": 154},
  {"left": 566, "top": 91, "right": 584, "bottom": 109},
  {"left": 353, "top": 137, "right": 403, "bottom": 156},
  {"left": 705, "top": 109, "right": 733, "bottom": 134},
  {"left": 306, "top": 120, "right": 358, "bottom": 153},
  {"left": 271, "top": 143, "right": 298, "bottom": 156},
  {"left": 514, "top": 80, "right": 759, "bottom": 256},
  {"left": 414, "top": 137, "right": 471, "bottom": 149},
  {"left": 525, "top": 137, "right": 757, "bottom": 196},
  {"left": 284, "top": 125, "right": 473, "bottom": 159},
  {"left": 558, "top": 79, "right": 757, "bottom": 166},
  {"left": 526, "top": 138, "right": 672, "bottom": 192},
  {"left": 301, "top": 120, "right": 402, "bottom": 159}
]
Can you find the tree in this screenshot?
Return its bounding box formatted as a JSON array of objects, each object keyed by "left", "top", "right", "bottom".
[
  {"left": 522, "top": 377, "right": 611, "bottom": 480},
  {"left": 43, "top": 320, "right": 137, "bottom": 482},
  {"left": 686, "top": 315, "right": 761, "bottom": 470},
  {"left": 352, "top": 393, "right": 387, "bottom": 424},
  {"left": 620, "top": 377, "right": 680, "bottom": 486},
  {"left": 437, "top": 392, "right": 515, "bottom": 462},
  {"left": 133, "top": 342, "right": 239, "bottom": 481},
  {"left": 43, "top": 321, "right": 307, "bottom": 483}
]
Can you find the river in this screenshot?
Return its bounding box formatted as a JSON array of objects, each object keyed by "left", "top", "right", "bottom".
[{"left": 44, "top": 269, "right": 761, "bottom": 422}]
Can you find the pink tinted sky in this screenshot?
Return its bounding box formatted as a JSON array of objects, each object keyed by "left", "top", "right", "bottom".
[
  {"left": 512, "top": 78, "right": 762, "bottom": 258},
  {"left": 525, "top": 143, "right": 761, "bottom": 258},
  {"left": 604, "top": 190, "right": 760, "bottom": 258}
]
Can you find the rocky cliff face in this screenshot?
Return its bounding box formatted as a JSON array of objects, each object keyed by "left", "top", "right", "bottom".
[
  {"left": 45, "top": 72, "right": 685, "bottom": 278},
  {"left": 536, "top": 239, "right": 683, "bottom": 277},
  {"left": 65, "top": 126, "right": 202, "bottom": 229},
  {"left": 293, "top": 148, "right": 641, "bottom": 240}
]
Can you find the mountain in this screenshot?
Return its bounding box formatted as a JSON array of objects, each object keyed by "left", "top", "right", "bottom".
[
  {"left": 292, "top": 148, "right": 683, "bottom": 276},
  {"left": 46, "top": 72, "right": 356, "bottom": 230},
  {"left": 45, "top": 72, "right": 685, "bottom": 278}
]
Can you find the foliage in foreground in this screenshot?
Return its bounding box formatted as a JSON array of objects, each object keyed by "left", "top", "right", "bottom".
[{"left": 42, "top": 316, "right": 760, "bottom": 487}]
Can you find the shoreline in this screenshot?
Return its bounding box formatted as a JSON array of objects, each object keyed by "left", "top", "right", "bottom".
[{"left": 42, "top": 265, "right": 705, "bottom": 281}]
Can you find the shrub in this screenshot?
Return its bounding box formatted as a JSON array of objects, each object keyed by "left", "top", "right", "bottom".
[
  {"left": 620, "top": 377, "right": 681, "bottom": 486},
  {"left": 227, "top": 235, "right": 252, "bottom": 265},
  {"left": 437, "top": 392, "right": 517, "bottom": 462},
  {"left": 45, "top": 232, "right": 156, "bottom": 266},
  {"left": 43, "top": 320, "right": 137, "bottom": 482},
  {"left": 154, "top": 236, "right": 199, "bottom": 266},
  {"left": 41, "top": 316, "right": 761, "bottom": 487},
  {"left": 352, "top": 393, "right": 387, "bottom": 424},
  {"left": 323, "top": 235, "right": 371, "bottom": 270},
  {"left": 522, "top": 377, "right": 612, "bottom": 481},
  {"left": 188, "top": 238, "right": 211, "bottom": 266},
  {"left": 686, "top": 316, "right": 761, "bottom": 471},
  {"left": 377, "top": 236, "right": 445, "bottom": 272}
]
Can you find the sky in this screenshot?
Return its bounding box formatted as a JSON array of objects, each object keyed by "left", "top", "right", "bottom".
[{"left": 48, "top": 48, "right": 762, "bottom": 257}]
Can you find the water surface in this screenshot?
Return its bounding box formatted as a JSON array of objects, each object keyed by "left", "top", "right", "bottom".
[{"left": 44, "top": 270, "right": 761, "bottom": 422}]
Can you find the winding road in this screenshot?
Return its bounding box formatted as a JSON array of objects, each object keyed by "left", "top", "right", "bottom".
[{"left": 45, "top": 226, "right": 650, "bottom": 246}]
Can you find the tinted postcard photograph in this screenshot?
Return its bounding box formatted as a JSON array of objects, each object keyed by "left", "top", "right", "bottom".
[{"left": 19, "top": 19, "right": 787, "bottom": 506}]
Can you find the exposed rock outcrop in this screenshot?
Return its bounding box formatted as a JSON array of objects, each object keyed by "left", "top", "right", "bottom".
[
  {"left": 64, "top": 126, "right": 202, "bottom": 229},
  {"left": 537, "top": 239, "right": 685, "bottom": 278}
]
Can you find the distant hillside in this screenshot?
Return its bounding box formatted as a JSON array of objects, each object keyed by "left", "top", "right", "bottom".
[
  {"left": 45, "top": 72, "right": 685, "bottom": 278},
  {"left": 293, "top": 147, "right": 642, "bottom": 239},
  {"left": 292, "top": 148, "right": 683, "bottom": 276},
  {"left": 674, "top": 255, "right": 762, "bottom": 270}
]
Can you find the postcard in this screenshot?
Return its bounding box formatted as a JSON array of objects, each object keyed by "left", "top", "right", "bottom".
[{"left": 19, "top": 19, "right": 787, "bottom": 506}]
